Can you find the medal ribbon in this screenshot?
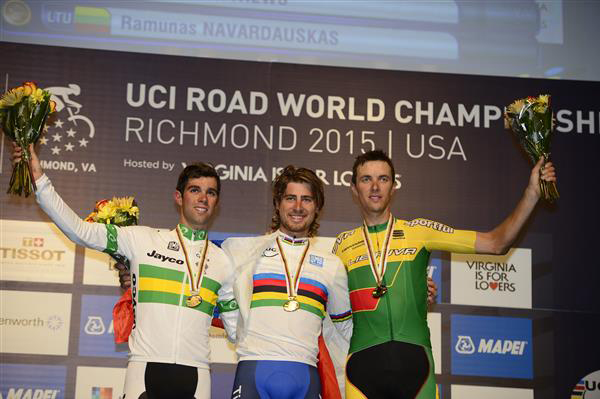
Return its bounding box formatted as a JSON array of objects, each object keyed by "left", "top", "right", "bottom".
[
  {"left": 361, "top": 214, "right": 394, "bottom": 288},
  {"left": 275, "top": 236, "right": 310, "bottom": 300},
  {"left": 176, "top": 225, "right": 209, "bottom": 295}
]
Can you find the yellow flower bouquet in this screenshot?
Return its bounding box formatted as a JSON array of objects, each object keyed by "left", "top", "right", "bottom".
[
  {"left": 1, "top": 82, "right": 56, "bottom": 196},
  {"left": 505, "top": 94, "right": 559, "bottom": 203},
  {"left": 86, "top": 196, "right": 139, "bottom": 266}
]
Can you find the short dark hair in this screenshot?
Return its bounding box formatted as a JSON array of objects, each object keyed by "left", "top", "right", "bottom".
[
  {"left": 271, "top": 165, "right": 324, "bottom": 237},
  {"left": 351, "top": 149, "right": 395, "bottom": 185},
  {"left": 176, "top": 162, "right": 221, "bottom": 198}
]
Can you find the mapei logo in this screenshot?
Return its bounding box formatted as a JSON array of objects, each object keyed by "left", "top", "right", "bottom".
[
  {"left": 79, "top": 295, "right": 127, "bottom": 358},
  {"left": 0, "top": 364, "right": 66, "bottom": 399},
  {"left": 455, "top": 335, "right": 527, "bottom": 355},
  {"left": 84, "top": 316, "right": 106, "bottom": 335},
  {"left": 0, "top": 388, "right": 61, "bottom": 399},
  {"left": 22, "top": 237, "right": 44, "bottom": 247},
  {"left": 571, "top": 370, "right": 600, "bottom": 399},
  {"left": 36, "top": 84, "right": 96, "bottom": 173},
  {"left": 451, "top": 314, "right": 532, "bottom": 379},
  {"left": 455, "top": 335, "right": 475, "bottom": 354}
]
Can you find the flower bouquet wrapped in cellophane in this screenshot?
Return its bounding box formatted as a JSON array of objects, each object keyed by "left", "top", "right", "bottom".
[
  {"left": 1, "top": 82, "right": 56, "bottom": 196},
  {"left": 85, "top": 196, "right": 139, "bottom": 267},
  {"left": 505, "top": 94, "right": 559, "bottom": 203}
]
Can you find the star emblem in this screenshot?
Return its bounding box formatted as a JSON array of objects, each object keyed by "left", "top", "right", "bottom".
[
  {"left": 43, "top": 124, "right": 49, "bottom": 133},
  {"left": 65, "top": 142, "right": 74, "bottom": 151},
  {"left": 52, "top": 132, "right": 62, "bottom": 142},
  {"left": 79, "top": 138, "right": 89, "bottom": 147},
  {"left": 39, "top": 136, "right": 48, "bottom": 145},
  {"left": 51, "top": 146, "right": 61, "bottom": 155},
  {"left": 66, "top": 128, "right": 76, "bottom": 137},
  {"left": 54, "top": 119, "right": 64, "bottom": 128}
]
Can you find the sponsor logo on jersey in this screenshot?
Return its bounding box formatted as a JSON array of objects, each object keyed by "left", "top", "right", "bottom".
[
  {"left": 146, "top": 249, "right": 184, "bottom": 264},
  {"left": 261, "top": 247, "right": 278, "bottom": 257},
  {"left": 0, "top": 364, "right": 66, "bottom": 399},
  {"left": 405, "top": 218, "right": 454, "bottom": 233},
  {"left": 309, "top": 254, "right": 324, "bottom": 267},
  {"left": 167, "top": 241, "right": 180, "bottom": 251},
  {"left": 451, "top": 314, "right": 532, "bottom": 378},
  {"left": 392, "top": 229, "right": 405, "bottom": 239},
  {"left": 571, "top": 370, "right": 600, "bottom": 399}
]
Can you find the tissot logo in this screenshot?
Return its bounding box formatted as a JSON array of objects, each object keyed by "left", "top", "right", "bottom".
[
  {"left": 451, "top": 314, "right": 532, "bottom": 379},
  {"left": 22, "top": 237, "right": 44, "bottom": 247},
  {"left": 147, "top": 249, "right": 184, "bottom": 264},
  {"left": 0, "top": 248, "right": 66, "bottom": 261}
]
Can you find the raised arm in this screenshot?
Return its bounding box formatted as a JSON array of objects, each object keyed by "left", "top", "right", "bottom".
[
  {"left": 475, "top": 158, "right": 556, "bottom": 254},
  {"left": 11, "top": 143, "right": 131, "bottom": 258}
]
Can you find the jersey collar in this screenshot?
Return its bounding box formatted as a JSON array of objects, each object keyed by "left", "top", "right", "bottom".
[
  {"left": 366, "top": 217, "right": 395, "bottom": 233},
  {"left": 177, "top": 223, "right": 207, "bottom": 241}
]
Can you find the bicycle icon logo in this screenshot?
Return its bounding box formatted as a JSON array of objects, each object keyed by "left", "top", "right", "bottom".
[{"left": 48, "top": 83, "right": 95, "bottom": 140}]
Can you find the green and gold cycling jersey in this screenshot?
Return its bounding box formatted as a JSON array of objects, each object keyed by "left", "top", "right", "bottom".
[{"left": 333, "top": 217, "right": 476, "bottom": 354}]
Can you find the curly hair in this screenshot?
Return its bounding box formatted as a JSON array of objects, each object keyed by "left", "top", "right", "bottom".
[{"left": 270, "top": 165, "right": 324, "bottom": 237}]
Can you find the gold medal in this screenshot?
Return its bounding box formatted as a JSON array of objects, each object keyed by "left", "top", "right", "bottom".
[
  {"left": 276, "top": 236, "right": 310, "bottom": 315},
  {"left": 283, "top": 298, "right": 300, "bottom": 312},
  {"left": 177, "top": 225, "right": 209, "bottom": 310},
  {"left": 362, "top": 215, "right": 394, "bottom": 299},
  {"left": 186, "top": 294, "right": 202, "bottom": 307},
  {"left": 372, "top": 284, "right": 388, "bottom": 298}
]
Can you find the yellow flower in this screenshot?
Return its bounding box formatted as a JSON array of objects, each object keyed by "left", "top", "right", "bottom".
[
  {"left": 30, "top": 88, "right": 45, "bottom": 104},
  {"left": 97, "top": 202, "right": 117, "bottom": 222},
  {"left": 507, "top": 99, "right": 525, "bottom": 114},
  {"left": 0, "top": 87, "right": 25, "bottom": 109},
  {"left": 128, "top": 206, "right": 140, "bottom": 218},
  {"left": 537, "top": 94, "right": 549, "bottom": 104},
  {"left": 112, "top": 196, "right": 135, "bottom": 209},
  {"left": 533, "top": 103, "right": 548, "bottom": 113}
]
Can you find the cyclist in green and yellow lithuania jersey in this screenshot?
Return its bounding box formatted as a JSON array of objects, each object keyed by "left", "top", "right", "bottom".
[{"left": 333, "top": 150, "right": 556, "bottom": 399}]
